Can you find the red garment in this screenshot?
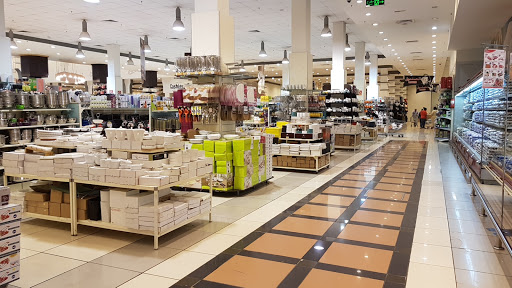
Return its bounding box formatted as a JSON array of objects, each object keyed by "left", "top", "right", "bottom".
[{"left": 420, "top": 110, "right": 428, "bottom": 119}]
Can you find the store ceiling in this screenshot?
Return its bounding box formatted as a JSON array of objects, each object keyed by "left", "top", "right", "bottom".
[{"left": 6, "top": 0, "right": 454, "bottom": 80}]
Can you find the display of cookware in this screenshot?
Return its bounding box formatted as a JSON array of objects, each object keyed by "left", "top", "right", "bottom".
[
  {"left": 45, "top": 115, "right": 57, "bottom": 125},
  {"left": 9, "top": 129, "right": 21, "bottom": 144},
  {"left": 45, "top": 92, "right": 58, "bottom": 108},
  {"left": 16, "top": 92, "right": 30, "bottom": 108},
  {"left": 30, "top": 94, "right": 46, "bottom": 108},
  {"left": 58, "top": 115, "right": 67, "bottom": 124},
  {"left": 21, "top": 129, "right": 32, "bottom": 141},
  {"left": 58, "top": 91, "right": 70, "bottom": 108},
  {"left": 0, "top": 135, "right": 7, "bottom": 146}
]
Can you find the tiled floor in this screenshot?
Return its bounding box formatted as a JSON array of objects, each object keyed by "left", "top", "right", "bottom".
[{"left": 8, "top": 129, "right": 512, "bottom": 287}]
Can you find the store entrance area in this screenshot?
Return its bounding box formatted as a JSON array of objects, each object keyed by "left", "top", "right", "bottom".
[{"left": 8, "top": 129, "right": 512, "bottom": 288}]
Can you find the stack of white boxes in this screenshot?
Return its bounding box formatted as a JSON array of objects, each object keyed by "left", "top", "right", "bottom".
[
  {"left": 138, "top": 202, "right": 175, "bottom": 232},
  {"left": 22, "top": 154, "right": 41, "bottom": 175},
  {"left": 333, "top": 123, "right": 362, "bottom": 134},
  {"left": 0, "top": 187, "right": 21, "bottom": 285},
  {"left": 100, "top": 189, "right": 110, "bottom": 222},
  {"left": 169, "top": 192, "right": 211, "bottom": 221},
  {"left": 2, "top": 152, "right": 24, "bottom": 175},
  {"left": 263, "top": 134, "right": 274, "bottom": 181}
]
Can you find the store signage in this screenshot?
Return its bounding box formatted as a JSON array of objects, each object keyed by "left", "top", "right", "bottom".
[
  {"left": 482, "top": 49, "right": 505, "bottom": 89},
  {"left": 404, "top": 75, "right": 434, "bottom": 93},
  {"left": 366, "top": 0, "right": 385, "bottom": 6}
]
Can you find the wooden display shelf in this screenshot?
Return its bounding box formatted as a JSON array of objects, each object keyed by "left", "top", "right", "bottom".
[
  {"left": 272, "top": 153, "right": 328, "bottom": 158},
  {"left": 335, "top": 144, "right": 362, "bottom": 150},
  {"left": 273, "top": 162, "right": 330, "bottom": 172},
  {"left": 24, "top": 212, "right": 72, "bottom": 224},
  {"left": 107, "top": 147, "right": 181, "bottom": 154},
  {"left": 273, "top": 153, "right": 330, "bottom": 173}
]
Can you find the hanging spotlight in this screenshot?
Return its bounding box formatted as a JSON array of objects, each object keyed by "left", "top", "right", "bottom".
[
  {"left": 126, "top": 52, "right": 134, "bottom": 65},
  {"left": 259, "top": 41, "right": 267, "bottom": 57},
  {"left": 76, "top": 42, "right": 85, "bottom": 58},
  {"left": 78, "top": 20, "right": 91, "bottom": 41},
  {"left": 282, "top": 50, "right": 290, "bottom": 64},
  {"left": 8, "top": 30, "right": 17, "bottom": 49},
  {"left": 239, "top": 60, "right": 246, "bottom": 72},
  {"left": 345, "top": 34, "right": 351, "bottom": 51},
  {"left": 321, "top": 16, "right": 332, "bottom": 37},
  {"left": 164, "top": 59, "right": 171, "bottom": 71},
  {"left": 143, "top": 35, "right": 152, "bottom": 53},
  {"left": 365, "top": 52, "right": 371, "bottom": 65},
  {"left": 172, "top": 7, "right": 185, "bottom": 31}
]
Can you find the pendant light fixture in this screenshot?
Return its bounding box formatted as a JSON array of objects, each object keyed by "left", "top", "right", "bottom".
[
  {"left": 344, "top": 34, "right": 351, "bottom": 51},
  {"left": 78, "top": 20, "right": 91, "bottom": 41},
  {"left": 143, "top": 35, "right": 151, "bottom": 53},
  {"left": 172, "top": 7, "right": 185, "bottom": 31},
  {"left": 282, "top": 50, "right": 290, "bottom": 64},
  {"left": 126, "top": 52, "right": 134, "bottom": 65},
  {"left": 8, "top": 30, "right": 17, "bottom": 49},
  {"left": 76, "top": 42, "right": 85, "bottom": 58},
  {"left": 365, "top": 52, "right": 371, "bottom": 65},
  {"left": 259, "top": 41, "right": 267, "bottom": 57},
  {"left": 239, "top": 60, "right": 246, "bottom": 72},
  {"left": 321, "top": 16, "right": 332, "bottom": 37},
  {"left": 164, "top": 59, "right": 171, "bottom": 71}
]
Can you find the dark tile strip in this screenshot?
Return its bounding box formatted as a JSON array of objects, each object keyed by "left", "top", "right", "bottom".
[
  {"left": 238, "top": 250, "right": 300, "bottom": 265},
  {"left": 268, "top": 229, "right": 323, "bottom": 240},
  {"left": 330, "top": 238, "right": 396, "bottom": 251},
  {"left": 358, "top": 207, "right": 406, "bottom": 215},
  {"left": 314, "top": 262, "right": 387, "bottom": 281}
]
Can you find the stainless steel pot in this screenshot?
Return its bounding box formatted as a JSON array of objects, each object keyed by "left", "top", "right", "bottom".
[
  {"left": 36, "top": 114, "right": 45, "bottom": 125},
  {"left": 16, "top": 92, "right": 30, "bottom": 108},
  {"left": 9, "top": 129, "right": 21, "bottom": 144},
  {"left": 58, "top": 91, "right": 69, "bottom": 108},
  {"left": 2, "top": 91, "right": 16, "bottom": 108},
  {"left": 0, "top": 135, "right": 7, "bottom": 146},
  {"left": 0, "top": 119, "right": 8, "bottom": 127},
  {"left": 30, "top": 94, "right": 46, "bottom": 108},
  {"left": 45, "top": 115, "right": 57, "bottom": 125},
  {"left": 45, "top": 92, "right": 58, "bottom": 108},
  {"left": 21, "top": 129, "right": 32, "bottom": 141},
  {"left": 58, "top": 115, "right": 67, "bottom": 124}
]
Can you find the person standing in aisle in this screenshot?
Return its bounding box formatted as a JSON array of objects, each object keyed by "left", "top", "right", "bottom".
[
  {"left": 412, "top": 109, "right": 419, "bottom": 127},
  {"left": 419, "top": 108, "right": 428, "bottom": 129}
]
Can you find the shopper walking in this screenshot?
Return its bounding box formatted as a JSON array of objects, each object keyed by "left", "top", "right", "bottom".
[
  {"left": 412, "top": 109, "right": 419, "bottom": 127},
  {"left": 419, "top": 108, "right": 428, "bottom": 129}
]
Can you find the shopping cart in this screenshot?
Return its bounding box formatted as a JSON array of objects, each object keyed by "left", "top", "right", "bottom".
[{"left": 387, "top": 119, "right": 405, "bottom": 137}]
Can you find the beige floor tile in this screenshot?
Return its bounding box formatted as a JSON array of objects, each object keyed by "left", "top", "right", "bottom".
[
  {"left": 410, "top": 242, "right": 454, "bottom": 267},
  {"left": 413, "top": 228, "right": 451, "bottom": 247},
  {"left": 20, "top": 219, "right": 62, "bottom": 235},
  {"left": 21, "top": 226, "right": 93, "bottom": 252},
  {"left": 323, "top": 186, "right": 362, "bottom": 197},
  {"left": 448, "top": 218, "right": 488, "bottom": 235},
  {"left": 320, "top": 242, "right": 392, "bottom": 273},
  {"left": 333, "top": 180, "right": 369, "bottom": 189},
  {"left": 342, "top": 174, "right": 375, "bottom": 182},
  {"left": 351, "top": 210, "right": 404, "bottom": 227},
  {"left": 118, "top": 274, "right": 178, "bottom": 288},
  {"left": 146, "top": 250, "right": 215, "bottom": 279},
  {"left": 416, "top": 216, "right": 449, "bottom": 230},
  {"left": 452, "top": 248, "right": 512, "bottom": 276},
  {"left": 361, "top": 199, "right": 407, "bottom": 212},
  {"left": 455, "top": 269, "right": 512, "bottom": 288},
  {"left": 294, "top": 204, "right": 345, "bottom": 219},
  {"left": 450, "top": 232, "right": 495, "bottom": 253},
  {"left": 32, "top": 263, "right": 139, "bottom": 288},
  {"left": 366, "top": 190, "right": 409, "bottom": 201},
  {"left": 45, "top": 230, "right": 143, "bottom": 262},
  {"left": 212, "top": 196, "right": 234, "bottom": 207},
  {"left": 338, "top": 224, "right": 399, "bottom": 246},
  {"left": 20, "top": 248, "right": 39, "bottom": 260},
  {"left": 91, "top": 241, "right": 181, "bottom": 272},
  {"left": 447, "top": 209, "right": 481, "bottom": 221},
  {"left": 417, "top": 206, "right": 447, "bottom": 218},
  {"left": 10, "top": 253, "right": 86, "bottom": 288},
  {"left": 299, "top": 268, "right": 384, "bottom": 288},
  {"left": 406, "top": 262, "right": 456, "bottom": 288},
  {"left": 310, "top": 194, "right": 355, "bottom": 206},
  {"left": 158, "top": 227, "right": 214, "bottom": 250},
  {"left": 375, "top": 183, "right": 412, "bottom": 193},
  {"left": 205, "top": 255, "right": 294, "bottom": 288},
  {"left": 245, "top": 233, "right": 316, "bottom": 259},
  {"left": 380, "top": 177, "right": 414, "bottom": 185},
  {"left": 186, "top": 233, "right": 242, "bottom": 255},
  {"left": 216, "top": 220, "right": 263, "bottom": 237}
]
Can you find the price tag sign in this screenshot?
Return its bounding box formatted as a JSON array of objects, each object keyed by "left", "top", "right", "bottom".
[{"left": 366, "top": 0, "right": 385, "bottom": 6}]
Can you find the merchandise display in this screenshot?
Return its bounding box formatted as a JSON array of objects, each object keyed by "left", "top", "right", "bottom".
[{"left": 332, "top": 123, "right": 363, "bottom": 150}]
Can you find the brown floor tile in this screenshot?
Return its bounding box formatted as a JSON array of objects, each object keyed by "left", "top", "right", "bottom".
[
  {"left": 351, "top": 210, "right": 403, "bottom": 227},
  {"left": 338, "top": 224, "right": 400, "bottom": 246},
  {"left": 387, "top": 166, "right": 417, "bottom": 174},
  {"left": 299, "top": 268, "right": 384, "bottom": 288},
  {"left": 245, "top": 233, "right": 316, "bottom": 259},
  {"left": 323, "top": 187, "right": 362, "bottom": 197},
  {"left": 310, "top": 194, "right": 355, "bottom": 206},
  {"left": 319, "top": 242, "right": 392, "bottom": 273},
  {"left": 403, "top": 194, "right": 410, "bottom": 201},
  {"left": 391, "top": 164, "right": 418, "bottom": 170},
  {"left": 385, "top": 172, "right": 416, "bottom": 179},
  {"left": 361, "top": 199, "right": 407, "bottom": 213},
  {"left": 205, "top": 255, "right": 294, "bottom": 288},
  {"left": 342, "top": 174, "right": 374, "bottom": 182},
  {"left": 366, "top": 189, "right": 409, "bottom": 201},
  {"left": 333, "top": 180, "right": 369, "bottom": 189},
  {"left": 375, "top": 183, "right": 412, "bottom": 193},
  {"left": 273, "top": 217, "right": 333, "bottom": 236},
  {"left": 349, "top": 169, "right": 378, "bottom": 176},
  {"left": 380, "top": 177, "right": 414, "bottom": 185},
  {"left": 294, "top": 204, "right": 345, "bottom": 219}
]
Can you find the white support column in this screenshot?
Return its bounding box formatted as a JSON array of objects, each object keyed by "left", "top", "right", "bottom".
[
  {"left": 368, "top": 54, "right": 379, "bottom": 100},
  {"left": 331, "top": 21, "right": 346, "bottom": 90},
  {"left": 290, "top": 0, "right": 313, "bottom": 90},
  {"left": 192, "top": 0, "right": 234, "bottom": 66},
  {"left": 355, "top": 42, "right": 366, "bottom": 100},
  {"left": 0, "top": 0, "right": 12, "bottom": 82},
  {"left": 282, "top": 63, "right": 290, "bottom": 88},
  {"left": 106, "top": 44, "right": 122, "bottom": 94}
]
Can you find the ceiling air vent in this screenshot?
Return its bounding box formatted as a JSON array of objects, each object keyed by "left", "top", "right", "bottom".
[
  {"left": 411, "top": 52, "right": 423, "bottom": 54},
  {"left": 102, "top": 20, "right": 118, "bottom": 23},
  {"left": 396, "top": 19, "right": 415, "bottom": 25},
  {"left": 249, "top": 30, "right": 260, "bottom": 33},
  {"left": 18, "top": 30, "right": 30, "bottom": 33},
  {"left": 413, "top": 59, "right": 424, "bottom": 61},
  {"left": 406, "top": 40, "right": 419, "bottom": 43}
]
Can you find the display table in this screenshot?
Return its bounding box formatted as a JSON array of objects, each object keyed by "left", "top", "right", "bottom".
[
  {"left": 4, "top": 172, "right": 212, "bottom": 250},
  {"left": 362, "top": 127, "right": 378, "bottom": 142},
  {"left": 272, "top": 153, "right": 330, "bottom": 172},
  {"left": 334, "top": 132, "right": 362, "bottom": 151}
]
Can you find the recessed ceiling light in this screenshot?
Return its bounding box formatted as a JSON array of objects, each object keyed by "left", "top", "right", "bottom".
[
  {"left": 391, "top": 49, "right": 395, "bottom": 51},
  {"left": 51, "top": 45, "right": 56, "bottom": 48},
  {"left": 432, "top": 35, "right": 437, "bottom": 37},
  {"left": 384, "top": 38, "right": 388, "bottom": 41},
  {"left": 379, "top": 31, "right": 384, "bottom": 34},
  {"left": 433, "top": 54, "right": 436, "bottom": 57},
  {"left": 433, "top": 51, "right": 436, "bottom": 53},
  {"left": 432, "top": 26, "right": 437, "bottom": 30},
  {"left": 432, "top": 41, "right": 437, "bottom": 44},
  {"left": 373, "top": 23, "right": 379, "bottom": 26},
  {"left": 432, "top": 46, "right": 436, "bottom": 49},
  {"left": 366, "top": 13, "right": 371, "bottom": 16},
  {"left": 357, "top": 0, "right": 363, "bottom": 3},
  {"left": 25, "top": 48, "right": 31, "bottom": 51},
  {"left": 84, "top": 0, "right": 100, "bottom": 3},
  {"left": 57, "top": 52, "right": 61, "bottom": 55},
  {"left": 394, "top": 53, "right": 398, "bottom": 55},
  {"left": 388, "top": 44, "right": 392, "bottom": 47}
]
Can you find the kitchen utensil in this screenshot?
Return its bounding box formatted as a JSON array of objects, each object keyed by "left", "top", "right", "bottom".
[
  {"left": 0, "top": 119, "right": 8, "bottom": 127},
  {"left": 0, "top": 135, "right": 7, "bottom": 146},
  {"left": 58, "top": 115, "right": 67, "bottom": 124},
  {"left": 45, "top": 115, "right": 57, "bottom": 125},
  {"left": 17, "top": 93, "right": 30, "bottom": 108},
  {"left": 67, "top": 118, "right": 77, "bottom": 123},
  {"left": 21, "top": 129, "right": 32, "bottom": 141},
  {"left": 9, "top": 129, "right": 21, "bottom": 144}
]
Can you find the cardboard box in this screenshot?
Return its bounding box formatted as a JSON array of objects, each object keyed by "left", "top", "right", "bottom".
[
  {"left": 50, "top": 189, "right": 63, "bottom": 203},
  {"left": 0, "top": 205, "right": 20, "bottom": 223},
  {"left": 26, "top": 201, "right": 49, "bottom": 208},
  {"left": 78, "top": 209, "right": 87, "bottom": 220},
  {"left": 3, "top": 152, "right": 24, "bottom": 161},
  {"left": 27, "top": 205, "right": 37, "bottom": 213},
  {"left": 77, "top": 196, "right": 97, "bottom": 211},
  {"left": 0, "top": 235, "right": 20, "bottom": 256},
  {"left": 61, "top": 203, "right": 71, "bottom": 218},
  {"left": 63, "top": 193, "right": 70, "bottom": 204},
  {"left": 0, "top": 251, "right": 19, "bottom": 271},
  {"left": 100, "top": 201, "right": 110, "bottom": 222},
  {"left": 49, "top": 202, "right": 61, "bottom": 217},
  {"left": 35, "top": 207, "right": 49, "bottom": 215},
  {"left": 126, "top": 192, "right": 153, "bottom": 208}
]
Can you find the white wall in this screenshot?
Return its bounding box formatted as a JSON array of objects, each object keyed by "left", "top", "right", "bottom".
[{"left": 406, "top": 86, "right": 440, "bottom": 120}]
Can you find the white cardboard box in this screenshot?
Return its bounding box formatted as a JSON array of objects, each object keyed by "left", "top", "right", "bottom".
[
  {"left": 2, "top": 160, "right": 23, "bottom": 168},
  {"left": 139, "top": 176, "right": 170, "bottom": 187},
  {"left": 0, "top": 251, "right": 19, "bottom": 272},
  {"left": 0, "top": 205, "right": 20, "bottom": 224},
  {"left": 100, "top": 201, "right": 110, "bottom": 222},
  {"left": 125, "top": 192, "right": 153, "bottom": 208},
  {"left": 3, "top": 152, "right": 24, "bottom": 161}
]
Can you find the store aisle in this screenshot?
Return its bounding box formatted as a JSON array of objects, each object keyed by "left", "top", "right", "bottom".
[{"left": 169, "top": 140, "right": 427, "bottom": 287}]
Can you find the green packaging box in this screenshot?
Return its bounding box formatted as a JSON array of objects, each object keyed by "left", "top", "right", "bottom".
[
  {"left": 215, "top": 153, "right": 233, "bottom": 161},
  {"left": 204, "top": 140, "right": 215, "bottom": 152},
  {"left": 191, "top": 144, "right": 204, "bottom": 150},
  {"left": 233, "top": 139, "right": 252, "bottom": 151},
  {"left": 215, "top": 140, "right": 233, "bottom": 154}
]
